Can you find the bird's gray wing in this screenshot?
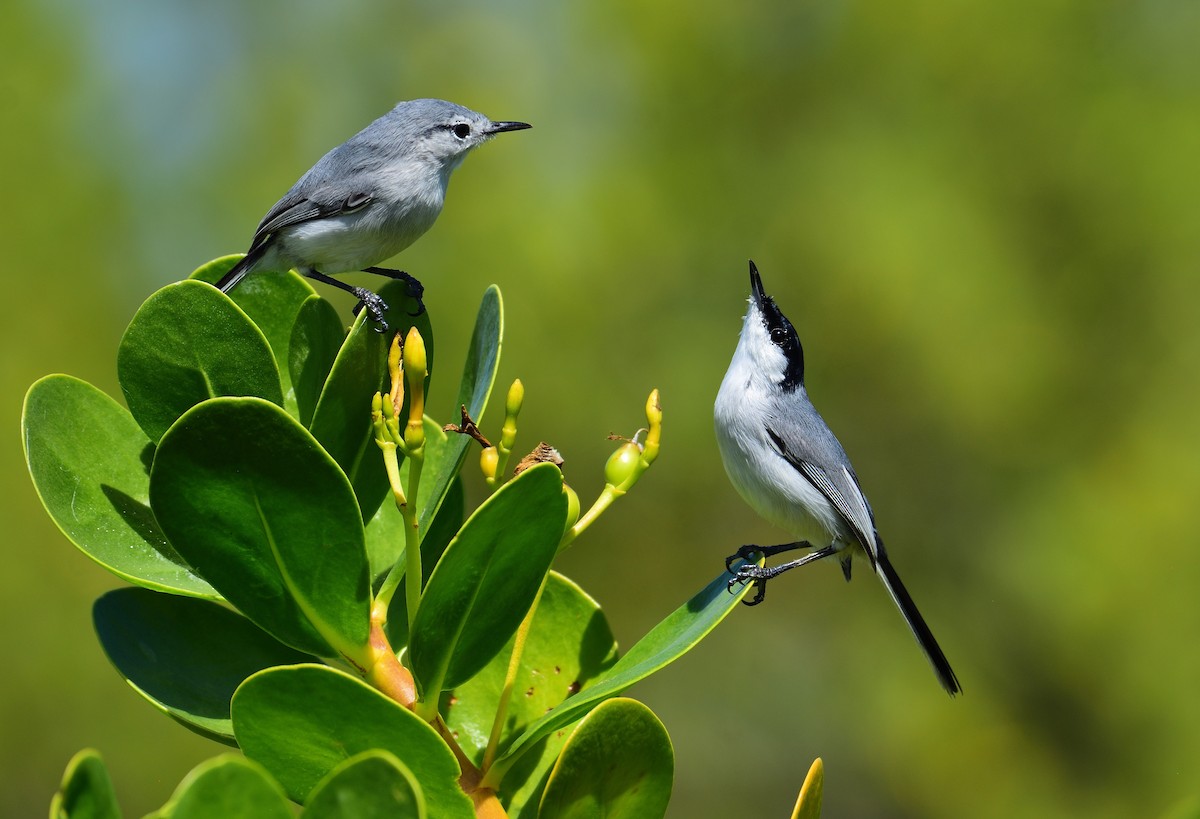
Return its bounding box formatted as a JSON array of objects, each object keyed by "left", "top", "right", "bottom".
[
  {"left": 247, "top": 188, "right": 375, "bottom": 253},
  {"left": 766, "top": 425, "right": 881, "bottom": 565}
]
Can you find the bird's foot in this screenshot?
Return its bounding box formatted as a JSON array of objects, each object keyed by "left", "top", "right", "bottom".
[
  {"left": 725, "top": 567, "right": 769, "bottom": 606},
  {"left": 362, "top": 267, "right": 426, "bottom": 317},
  {"left": 350, "top": 288, "right": 390, "bottom": 333},
  {"left": 723, "top": 542, "right": 838, "bottom": 606},
  {"left": 725, "top": 545, "right": 764, "bottom": 574}
]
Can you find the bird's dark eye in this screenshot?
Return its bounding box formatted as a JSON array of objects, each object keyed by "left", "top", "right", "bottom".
[{"left": 451, "top": 123, "right": 471, "bottom": 139}]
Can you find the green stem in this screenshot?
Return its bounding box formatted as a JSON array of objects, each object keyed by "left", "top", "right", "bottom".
[
  {"left": 402, "top": 446, "right": 425, "bottom": 638},
  {"left": 482, "top": 575, "right": 548, "bottom": 772},
  {"left": 558, "top": 484, "right": 623, "bottom": 552},
  {"left": 371, "top": 443, "right": 422, "bottom": 620}
]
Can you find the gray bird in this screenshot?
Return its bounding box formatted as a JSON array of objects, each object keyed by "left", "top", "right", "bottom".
[
  {"left": 216, "top": 98, "right": 531, "bottom": 328},
  {"left": 714, "top": 261, "right": 960, "bottom": 695}
]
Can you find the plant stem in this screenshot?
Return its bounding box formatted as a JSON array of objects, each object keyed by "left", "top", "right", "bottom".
[
  {"left": 557, "top": 485, "right": 622, "bottom": 552},
  {"left": 402, "top": 448, "right": 425, "bottom": 637},
  {"left": 482, "top": 575, "right": 548, "bottom": 772}
]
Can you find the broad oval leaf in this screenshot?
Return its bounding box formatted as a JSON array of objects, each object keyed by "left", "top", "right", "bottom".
[
  {"left": 232, "top": 664, "right": 472, "bottom": 818},
  {"left": 308, "top": 279, "right": 432, "bottom": 522},
  {"left": 303, "top": 750, "right": 425, "bottom": 819},
  {"left": 189, "top": 256, "right": 319, "bottom": 421},
  {"left": 538, "top": 698, "right": 673, "bottom": 819},
  {"left": 93, "top": 588, "right": 315, "bottom": 743},
  {"left": 444, "top": 572, "right": 618, "bottom": 819},
  {"left": 22, "top": 375, "right": 216, "bottom": 598},
  {"left": 489, "top": 563, "right": 758, "bottom": 782},
  {"left": 409, "top": 462, "right": 566, "bottom": 699},
  {"left": 50, "top": 749, "right": 121, "bottom": 819},
  {"left": 149, "top": 397, "right": 370, "bottom": 664},
  {"left": 154, "top": 755, "right": 291, "bottom": 819},
  {"left": 418, "top": 286, "right": 501, "bottom": 533},
  {"left": 117, "top": 280, "right": 283, "bottom": 443},
  {"left": 288, "top": 295, "right": 344, "bottom": 427}
]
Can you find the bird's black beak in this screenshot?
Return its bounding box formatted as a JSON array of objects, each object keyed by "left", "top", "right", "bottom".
[
  {"left": 748, "top": 260, "right": 766, "bottom": 305},
  {"left": 486, "top": 121, "right": 532, "bottom": 134}
]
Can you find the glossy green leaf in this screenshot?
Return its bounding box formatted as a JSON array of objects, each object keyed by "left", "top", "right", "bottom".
[
  {"left": 50, "top": 749, "right": 121, "bottom": 819},
  {"left": 189, "top": 256, "right": 319, "bottom": 421},
  {"left": 117, "top": 279, "right": 283, "bottom": 443},
  {"left": 288, "top": 295, "right": 345, "bottom": 426},
  {"left": 790, "top": 758, "right": 824, "bottom": 819},
  {"left": 308, "top": 279, "right": 432, "bottom": 522},
  {"left": 444, "top": 572, "right": 617, "bottom": 818},
  {"left": 232, "top": 664, "right": 472, "bottom": 818},
  {"left": 93, "top": 588, "right": 315, "bottom": 743},
  {"left": 150, "top": 398, "right": 370, "bottom": 664},
  {"left": 153, "top": 755, "right": 291, "bottom": 819},
  {"left": 22, "top": 375, "right": 216, "bottom": 598},
  {"left": 490, "top": 562, "right": 758, "bottom": 780},
  {"left": 409, "top": 462, "right": 566, "bottom": 699},
  {"left": 538, "top": 698, "right": 673, "bottom": 819},
  {"left": 303, "top": 751, "right": 425, "bottom": 819},
  {"left": 417, "top": 286, "right": 501, "bottom": 534}
]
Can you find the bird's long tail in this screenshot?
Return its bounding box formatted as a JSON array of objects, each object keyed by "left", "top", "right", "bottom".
[
  {"left": 214, "top": 244, "right": 267, "bottom": 293},
  {"left": 875, "top": 551, "right": 961, "bottom": 696}
]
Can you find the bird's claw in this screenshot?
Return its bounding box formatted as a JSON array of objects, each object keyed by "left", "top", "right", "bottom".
[
  {"left": 361, "top": 267, "right": 425, "bottom": 317},
  {"left": 724, "top": 545, "right": 763, "bottom": 573},
  {"left": 725, "top": 548, "right": 770, "bottom": 606},
  {"left": 726, "top": 571, "right": 768, "bottom": 606},
  {"left": 351, "top": 288, "right": 390, "bottom": 333},
  {"left": 404, "top": 277, "right": 426, "bottom": 317}
]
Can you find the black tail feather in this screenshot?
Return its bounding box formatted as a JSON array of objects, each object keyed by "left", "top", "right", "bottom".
[
  {"left": 214, "top": 244, "right": 267, "bottom": 293},
  {"left": 876, "top": 554, "right": 961, "bottom": 696}
]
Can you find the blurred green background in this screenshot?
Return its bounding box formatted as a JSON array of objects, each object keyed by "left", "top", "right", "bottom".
[{"left": 4, "top": 0, "right": 1199, "bottom": 816}]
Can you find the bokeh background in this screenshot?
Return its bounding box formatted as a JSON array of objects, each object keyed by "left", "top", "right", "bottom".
[{"left": 4, "top": 1, "right": 1199, "bottom": 817}]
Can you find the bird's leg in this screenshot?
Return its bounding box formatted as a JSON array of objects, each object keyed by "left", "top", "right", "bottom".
[
  {"left": 725, "top": 540, "right": 813, "bottom": 573},
  {"left": 302, "top": 270, "right": 390, "bottom": 333},
  {"left": 727, "top": 544, "right": 840, "bottom": 606},
  {"left": 362, "top": 267, "right": 426, "bottom": 317}
]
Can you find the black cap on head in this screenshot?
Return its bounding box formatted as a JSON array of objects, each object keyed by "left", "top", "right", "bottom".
[{"left": 748, "top": 260, "right": 805, "bottom": 391}]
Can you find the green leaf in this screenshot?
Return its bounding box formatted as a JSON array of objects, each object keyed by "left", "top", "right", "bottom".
[
  {"left": 490, "top": 563, "right": 758, "bottom": 781},
  {"left": 444, "top": 572, "right": 617, "bottom": 818},
  {"left": 149, "top": 397, "right": 370, "bottom": 664},
  {"left": 288, "top": 295, "right": 345, "bottom": 427},
  {"left": 189, "top": 256, "right": 319, "bottom": 421},
  {"left": 418, "top": 286, "right": 502, "bottom": 533},
  {"left": 538, "top": 698, "right": 673, "bottom": 819},
  {"left": 232, "top": 664, "right": 472, "bottom": 818},
  {"left": 117, "top": 280, "right": 283, "bottom": 443},
  {"left": 50, "top": 749, "right": 121, "bottom": 819},
  {"left": 22, "top": 375, "right": 216, "bottom": 598},
  {"left": 409, "top": 462, "right": 566, "bottom": 700},
  {"left": 152, "top": 755, "right": 291, "bottom": 819},
  {"left": 303, "top": 751, "right": 425, "bottom": 819},
  {"left": 308, "top": 280, "right": 432, "bottom": 522},
  {"left": 790, "top": 758, "right": 824, "bottom": 819},
  {"left": 93, "top": 588, "right": 315, "bottom": 743}
]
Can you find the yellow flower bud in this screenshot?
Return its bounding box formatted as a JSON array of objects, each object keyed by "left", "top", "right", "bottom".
[
  {"left": 403, "top": 326, "right": 427, "bottom": 383},
  {"left": 505, "top": 378, "right": 525, "bottom": 419},
  {"left": 642, "top": 389, "right": 662, "bottom": 466},
  {"left": 480, "top": 446, "right": 499, "bottom": 482}
]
